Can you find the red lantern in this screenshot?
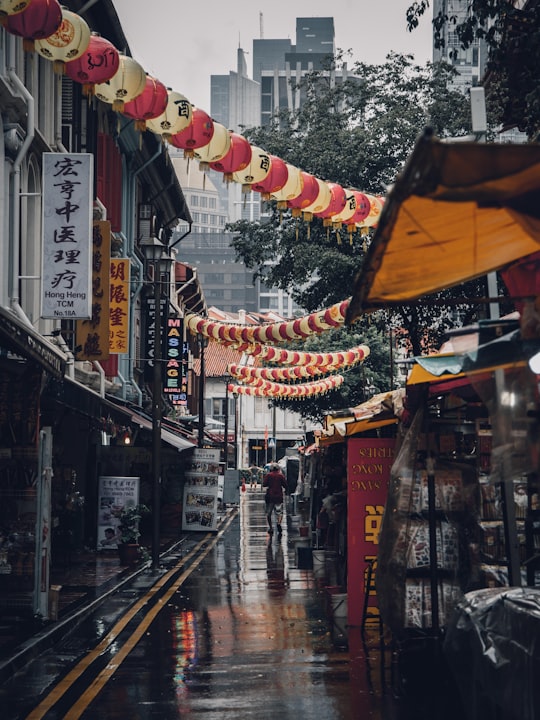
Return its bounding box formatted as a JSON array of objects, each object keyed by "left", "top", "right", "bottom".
[
  {"left": 349, "top": 191, "right": 371, "bottom": 224},
  {"left": 65, "top": 33, "right": 119, "bottom": 96},
  {"left": 4, "top": 0, "right": 62, "bottom": 52},
  {"left": 122, "top": 75, "right": 168, "bottom": 131},
  {"left": 251, "top": 155, "right": 288, "bottom": 198},
  {"left": 209, "top": 132, "right": 251, "bottom": 180},
  {"left": 169, "top": 107, "right": 214, "bottom": 158},
  {"left": 314, "top": 183, "right": 347, "bottom": 226},
  {"left": 287, "top": 172, "right": 319, "bottom": 217}
]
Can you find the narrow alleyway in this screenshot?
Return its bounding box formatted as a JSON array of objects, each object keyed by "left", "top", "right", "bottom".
[{"left": 0, "top": 490, "right": 419, "bottom": 719}]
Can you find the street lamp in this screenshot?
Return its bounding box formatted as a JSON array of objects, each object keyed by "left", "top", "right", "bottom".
[{"left": 141, "top": 236, "right": 174, "bottom": 571}]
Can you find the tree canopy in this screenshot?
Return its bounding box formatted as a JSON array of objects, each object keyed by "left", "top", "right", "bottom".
[
  {"left": 406, "top": 0, "right": 540, "bottom": 138},
  {"left": 227, "top": 53, "right": 497, "bottom": 420}
]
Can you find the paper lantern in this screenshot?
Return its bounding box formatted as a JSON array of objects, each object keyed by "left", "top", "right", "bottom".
[
  {"left": 146, "top": 90, "right": 192, "bottom": 141},
  {"left": 209, "top": 132, "right": 251, "bottom": 180},
  {"left": 65, "top": 33, "right": 119, "bottom": 96},
  {"left": 193, "top": 122, "right": 231, "bottom": 167},
  {"left": 34, "top": 8, "right": 91, "bottom": 73},
  {"left": 287, "top": 172, "right": 320, "bottom": 217},
  {"left": 4, "top": 0, "right": 62, "bottom": 52},
  {"left": 0, "top": 0, "right": 32, "bottom": 19},
  {"left": 121, "top": 75, "right": 168, "bottom": 131},
  {"left": 358, "top": 193, "right": 384, "bottom": 228},
  {"left": 332, "top": 189, "right": 359, "bottom": 226},
  {"left": 251, "top": 155, "right": 288, "bottom": 198},
  {"left": 314, "top": 183, "right": 347, "bottom": 226},
  {"left": 302, "top": 178, "right": 332, "bottom": 220},
  {"left": 349, "top": 191, "right": 371, "bottom": 224},
  {"left": 169, "top": 107, "right": 214, "bottom": 158},
  {"left": 270, "top": 164, "right": 303, "bottom": 209},
  {"left": 94, "top": 54, "right": 146, "bottom": 112},
  {"left": 232, "top": 145, "right": 271, "bottom": 193}
]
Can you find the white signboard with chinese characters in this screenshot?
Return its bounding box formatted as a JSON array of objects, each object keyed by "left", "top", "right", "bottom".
[
  {"left": 97, "top": 476, "right": 140, "bottom": 549},
  {"left": 41, "top": 153, "right": 93, "bottom": 319},
  {"left": 182, "top": 448, "right": 220, "bottom": 532}
]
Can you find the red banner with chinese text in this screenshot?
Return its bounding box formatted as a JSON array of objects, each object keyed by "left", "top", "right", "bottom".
[{"left": 347, "top": 437, "right": 395, "bottom": 627}]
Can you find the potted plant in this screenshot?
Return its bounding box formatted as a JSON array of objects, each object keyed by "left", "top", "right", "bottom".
[{"left": 115, "top": 504, "right": 149, "bottom": 565}]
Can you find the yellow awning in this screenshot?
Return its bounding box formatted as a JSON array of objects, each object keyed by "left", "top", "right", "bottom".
[{"left": 346, "top": 131, "right": 540, "bottom": 323}]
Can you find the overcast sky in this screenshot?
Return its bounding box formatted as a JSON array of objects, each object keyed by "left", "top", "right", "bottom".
[{"left": 112, "top": 0, "right": 434, "bottom": 111}]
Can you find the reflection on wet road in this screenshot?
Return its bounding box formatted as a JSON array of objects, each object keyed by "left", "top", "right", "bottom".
[{"left": 3, "top": 492, "right": 393, "bottom": 719}]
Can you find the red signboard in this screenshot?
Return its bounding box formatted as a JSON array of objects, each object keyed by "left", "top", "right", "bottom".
[{"left": 347, "top": 437, "right": 395, "bottom": 627}]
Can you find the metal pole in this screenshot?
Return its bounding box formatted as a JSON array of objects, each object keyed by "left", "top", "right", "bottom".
[
  {"left": 198, "top": 337, "right": 205, "bottom": 448},
  {"left": 272, "top": 404, "right": 277, "bottom": 462},
  {"left": 151, "top": 271, "right": 162, "bottom": 571},
  {"left": 223, "top": 378, "right": 229, "bottom": 468}
]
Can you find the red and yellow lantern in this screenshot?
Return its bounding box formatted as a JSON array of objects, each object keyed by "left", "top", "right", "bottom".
[
  {"left": 65, "top": 32, "right": 119, "bottom": 96},
  {"left": 146, "top": 90, "right": 192, "bottom": 142},
  {"left": 94, "top": 54, "right": 146, "bottom": 112},
  {"left": 314, "top": 182, "right": 347, "bottom": 227},
  {"left": 270, "top": 164, "right": 303, "bottom": 210},
  {"left": 209, "top": 132, "right": 252, "bottom": 180},
  {"left": 232, "top": 145, "right": 271, "bottom": 193},
  {"left": 194, "top": 121, "right": 231, "bottom": 168},
  {"left": 34, "top": 7, "right": 91, "bottom": 73},
  {"left": 287, "top": 172, "right": 320, "bottom": 217},
  {"left": 4, "top": 0, "right": 62, "bottom": 52},
  {"left": 251, "top": 155, "right": 288, "bottom": 198},
  {"left": 121, "top": 75, "right": 168, "bottom": 131},
  {"left": 169, "top": 107, "right": 214, "bottom": 158}
]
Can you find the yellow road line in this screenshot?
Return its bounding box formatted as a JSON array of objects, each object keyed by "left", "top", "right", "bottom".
[{"left": 26, "top": 510, "right": 237, "bottom": 720}]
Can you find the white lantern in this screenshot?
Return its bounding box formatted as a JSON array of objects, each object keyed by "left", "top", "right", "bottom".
[
  {"left": 34, "top": 8, "right": 91, "bottom": 73},
  {"left": 94, "top": 54, "right": 147, "bottom": 112},
  {"left": 146, "top": 90, "right": 192, "bottom": 141},
  {"left": 193, "top": 122, "right": 231, "bottom": 167},
  {"left": 232, "top": 145, "right": 271, "bottom": 192}
]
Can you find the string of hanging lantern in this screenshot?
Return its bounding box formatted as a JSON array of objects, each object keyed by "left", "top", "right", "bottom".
[{"left": 0, "top": 3, "right": 385, "bottom": 238}]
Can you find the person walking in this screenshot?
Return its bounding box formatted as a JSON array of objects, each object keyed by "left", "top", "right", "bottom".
[{"left": 263, "top": 463, "right": 287, "bottom": 536}]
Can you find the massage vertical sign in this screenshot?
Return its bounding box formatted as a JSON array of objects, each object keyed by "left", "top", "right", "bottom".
[
  {"left": 41, "top": 153, "right": 93, "bottom": 319},
  {"left": 109, "top": 259, "right": 130, "bottom": 354},
  {"left": 347, "top": 437, "right": 395, "bottom": 627},
  {"left": 165, "top": 317, "right": 189, "bottom": 406}
]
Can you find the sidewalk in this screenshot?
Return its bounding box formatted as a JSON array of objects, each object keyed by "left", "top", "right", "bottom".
[{"left": 0, "top": 510, "right": 234, "bottom": 683}]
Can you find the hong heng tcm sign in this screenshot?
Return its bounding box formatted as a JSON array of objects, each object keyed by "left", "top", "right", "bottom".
[
  {"left": 347, "top": 437, "right": 395, "bottom": 627},
  {"left": 41, "top": 153, "right": 93, "bottom": 319}
]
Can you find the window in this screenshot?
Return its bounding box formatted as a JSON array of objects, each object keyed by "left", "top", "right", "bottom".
[
  {"left": 201, "top": 213, "right": 208, "bottom": 224},
  {"left": 200, "top": 196, "right": 207, "bottom": 208},
  {"left": 209, "top": 197, "right": 217, "bottom": 209},
  {"left": 190, "top": 195, "right": 199, "bottom": 206}
]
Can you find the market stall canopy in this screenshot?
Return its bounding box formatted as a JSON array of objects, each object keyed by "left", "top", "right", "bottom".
[
  {"left": 320, "top": 389, "right": 404, "bottom": 445},
  {"left": 346, "top": 129, "right": 540, "bottom": 324}
]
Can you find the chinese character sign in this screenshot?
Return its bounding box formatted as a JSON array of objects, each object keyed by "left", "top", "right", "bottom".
[
  {"left": 109, "top": 259, "right": 130, "bottom": 354},
  {"left": 75, "top": 221, "right": 111, "bottom": 360},
  {"left": 41, "top": 153, "right": 93, "bottom": 319},
  {"left": 347, "top": 437, "right": 395, "bottom": 627}
]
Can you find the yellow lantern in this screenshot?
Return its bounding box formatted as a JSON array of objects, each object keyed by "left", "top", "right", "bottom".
[
  {"left": 270, "top": 164, "right": 303, "bottom": 210},
  {"left": 34, "top": 8, "right": 91, "bottom": 74},
  {"left": 94, "top": 54, "right": 146, "bottom": 113},
  {"left": 193, "top": 122, "right": 231, "bottom": 168},
  {"left": 232, "top": 145, "right": 271, "bottom": 193},
  {"left": 145, "top": 90, "right": 192, "bottom": 142},
  {"left": 0, "top": 0, "right": 31, "bottom": 18}
]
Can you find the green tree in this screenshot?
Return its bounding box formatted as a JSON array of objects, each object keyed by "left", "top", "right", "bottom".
[
  {"left": 406, "top": 1, "right": 540, "bottom": 138},
  {"left": 228, "top": 53, "right": 482, "bottom": 420}
]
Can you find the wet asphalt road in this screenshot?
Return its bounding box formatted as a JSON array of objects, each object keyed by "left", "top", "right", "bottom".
[{"left": 0, "top": 491, "right": 431, "bottom": 720}]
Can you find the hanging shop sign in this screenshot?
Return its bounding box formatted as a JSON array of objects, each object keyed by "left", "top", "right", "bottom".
[
  {"left": 347, "top": 437, "right": 395, "bottom": 627},
  {"left": 164, "top": 317, "right": 188, "bottom": 407},
  {"left": 109, "top": 258, "right": 130, "bottom": 354},
  {"left": 75, "top": 220, "right": 111, "bottom": 360},
  {"left": 143, "top": 294, "right": 167, "bottom": 383},
  {"left": 41, "top": 152, "right": 93, "bottom": 319}
]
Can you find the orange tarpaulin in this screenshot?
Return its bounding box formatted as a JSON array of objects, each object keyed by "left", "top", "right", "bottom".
[{"left": 346, "top": 130, "right": 540, "bottom": 323}]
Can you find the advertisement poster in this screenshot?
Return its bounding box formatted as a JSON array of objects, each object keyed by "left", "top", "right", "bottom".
[
  {"left": 182, "top": 448, "right": 220, "bottom": 532},
  {"left": 347, "top": 437, "right": 395, "bottom": 627},
  {"left": 97, "top": 476, "right": 139, "bottom": 549}
]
